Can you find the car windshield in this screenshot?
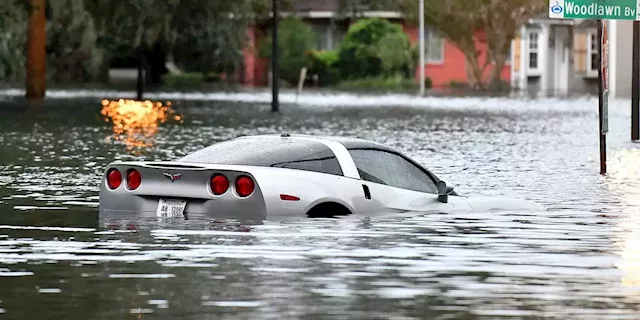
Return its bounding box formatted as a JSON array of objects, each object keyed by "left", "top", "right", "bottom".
[{"left": 178, "top": 137, "right": 344, "bottom": 176}]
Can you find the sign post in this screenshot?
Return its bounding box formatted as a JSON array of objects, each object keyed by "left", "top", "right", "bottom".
[
  {"left": 633, "top": 21, "right": 640, "bottom": 141},
  {"left": 599, "top": 19, "right": 608, "bottom": 174},
  {"left": 549, "top": 0, "right": 640, "bottom": 174}
]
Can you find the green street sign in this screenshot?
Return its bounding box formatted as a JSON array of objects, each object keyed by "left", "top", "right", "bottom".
[{"left": 549, "top": 0, "right": 640, "bottom": 20}]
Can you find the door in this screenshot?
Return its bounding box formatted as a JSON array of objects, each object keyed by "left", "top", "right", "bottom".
[
  {"left": 348, "top": 149, "right": 471, "bottom": 213},
  {"left": 555, "top": 26, "right": 570, "bottom": 96}
]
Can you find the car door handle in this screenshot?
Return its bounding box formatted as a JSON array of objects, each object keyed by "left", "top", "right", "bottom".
[{"left": 362, "top": 184, "right": 371, "bottom": 200}]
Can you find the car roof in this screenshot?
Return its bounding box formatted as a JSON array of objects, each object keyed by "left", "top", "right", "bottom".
[{"left": 241, "top": 133, "right": 398, "bottom": 153}]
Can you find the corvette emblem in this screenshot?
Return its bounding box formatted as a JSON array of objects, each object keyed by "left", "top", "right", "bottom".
[{"left": 164, "top": 173, "right": 182, "bottom": 182}]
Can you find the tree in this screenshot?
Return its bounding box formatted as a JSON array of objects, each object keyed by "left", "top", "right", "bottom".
[
  {"left": 260, "top": 17, "right": 317, "bottom": 85},
  {"left": 477, "top": 0, "right": 547, "bottom": 91},
  {"left": 0, "top": 0, "right": 28, "bottom": 83},
  {"left": 401, "top": 0, "right": 545, "bottom": 91},
  {"left": 86, "top": 0, "right": 278, "bottom": 83},
  {"left": 337, "top": 18, "right": 414, "bottom": 80}
]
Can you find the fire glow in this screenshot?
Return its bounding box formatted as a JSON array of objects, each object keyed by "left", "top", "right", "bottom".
[{"left": 100, "top": 99, "right": 183, "bottom": 149}]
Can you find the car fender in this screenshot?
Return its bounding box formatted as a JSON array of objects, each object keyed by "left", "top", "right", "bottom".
[
  {"left": 304, "top": 197, "right": 356, "bottom": 214},
  {"left": 247, "top": 168, "right": 363, "bottom": 215}
]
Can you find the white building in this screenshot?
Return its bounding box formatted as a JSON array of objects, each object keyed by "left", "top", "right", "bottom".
[
  {"left": 511, "top": 16, "right": 600, "bottom": 97},
  {"left": 606, "top": 20, "right": 639, "bottom": 99}
]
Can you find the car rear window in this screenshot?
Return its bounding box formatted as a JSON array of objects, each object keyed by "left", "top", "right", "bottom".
[{"left": 178, "top": 137, "right": 344, "bottom": 176}]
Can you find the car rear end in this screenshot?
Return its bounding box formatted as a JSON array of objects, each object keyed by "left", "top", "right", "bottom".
[{"left": 99, "top": 161, "right": 267, "bottom": 220}]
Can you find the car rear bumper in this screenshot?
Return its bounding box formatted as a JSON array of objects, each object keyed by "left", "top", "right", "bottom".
[{"left": 99, "top": 193, "right": 268, "bottom": 221}]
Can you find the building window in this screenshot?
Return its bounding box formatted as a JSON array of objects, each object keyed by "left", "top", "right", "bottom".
[
  {"left": 528, "top": 31, "right": 539, "bottom": 71},
  {"left": 587, "top": 31, "right": 598, "bottom": 72},
  {"left": 424, "top": 28, "right": 444, "bottom": 64}
]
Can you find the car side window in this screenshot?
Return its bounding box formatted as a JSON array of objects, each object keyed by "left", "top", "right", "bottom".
[
  {"left": 348, "top": 149, "right": 437, "bottom": 194},
  {"left": 270, "top": 149, "right": 343, "bottom": 176}
]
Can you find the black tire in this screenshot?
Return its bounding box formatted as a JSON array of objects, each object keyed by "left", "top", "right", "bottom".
[{"left": 306, "top": 202, "right": 352, "bottom": 218}]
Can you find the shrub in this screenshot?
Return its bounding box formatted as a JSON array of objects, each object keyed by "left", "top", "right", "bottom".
[
  {"left": 336, "top": 75, "right": 432, "bottom": 93},
  {"left": 161, "top": 72, "right": 205, "bottom": 87},
  {"left": 307, "top": 49, "right": 340, "bottom": 86},
  {"left": 260, "top": 17, "right": 317, "bottom": 85},
  {"left": 337, "top": 18, "right": 414, "bottom": 80}
]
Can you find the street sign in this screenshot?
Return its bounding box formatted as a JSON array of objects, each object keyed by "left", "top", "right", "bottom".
[{"left": 549, "top": 0, "right": 640, "bottom": 20}]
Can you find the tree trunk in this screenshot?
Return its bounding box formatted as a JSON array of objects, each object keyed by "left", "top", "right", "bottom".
[
  {"left": 462, "top": 50, "right": 485, "bottom": 91},
  {"left": 489, "top": 52, "right": 508, "bottom": 93}
]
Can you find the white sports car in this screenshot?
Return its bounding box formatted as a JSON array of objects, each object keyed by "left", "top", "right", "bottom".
[{"left": 98, "top": 133, "right": 542, "bottom": 220}]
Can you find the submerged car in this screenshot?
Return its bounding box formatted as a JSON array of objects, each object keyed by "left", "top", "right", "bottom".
[{"left": 99, "top": 133, "right": 542, "bottom": 220}]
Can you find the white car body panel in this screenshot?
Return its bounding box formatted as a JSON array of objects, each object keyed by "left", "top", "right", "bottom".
[{"left": 98, "top": 134, "right": 543, "bottom": 220}]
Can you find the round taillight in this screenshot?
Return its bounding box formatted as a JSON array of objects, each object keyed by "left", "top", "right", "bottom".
[
  {"left": 126, "top": 169, "right": 142, "bottom": 190},
  {"left": 236, "top": 176, "right": 255, "bottom": 197},
  {"left": 210, "top": 174, "right": 229, "bottom": 195},
  {"left": 106, "top": 168, "right": 122, "bottom": 190}
]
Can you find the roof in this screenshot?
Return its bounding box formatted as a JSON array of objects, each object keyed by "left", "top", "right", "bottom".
[
  {"left": 286, "top": 0, "right": 403, "bottom": 18},
  {"left": 177, "top": 133, "right": 397, "bottom": 166},
  {"left": 178, "top": 134, "right": 345, "bottom": 176},
  {"left": 292, "top": 0, "right": 338, "bottom": 12}
]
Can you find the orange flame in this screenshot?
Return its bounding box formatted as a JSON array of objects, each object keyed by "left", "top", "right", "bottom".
[{"left": 100, "top": 99, "right": 183, "bottom": 150}]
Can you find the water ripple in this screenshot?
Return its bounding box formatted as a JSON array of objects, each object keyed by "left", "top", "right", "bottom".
[{"left": 0, "top": 97, "right": 639, "bottom": 319}]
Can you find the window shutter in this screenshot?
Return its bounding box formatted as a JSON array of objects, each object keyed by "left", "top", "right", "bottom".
[
  {"left": 513, "top": 36, "right": 521, "bottom": 72},
  {"left": 574, "top": 32, "right": 587, "bottom": 73}
]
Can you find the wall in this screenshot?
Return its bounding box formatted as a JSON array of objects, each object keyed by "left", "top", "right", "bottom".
[
  {"left": 243, "top": 26, "right": 269, "bottom": 86},
  {"left": 612, "top": 20, "right": 635, "bottom": 99},
  {"left": 403, "top": 24, "right": 511, "bottom": 89}
]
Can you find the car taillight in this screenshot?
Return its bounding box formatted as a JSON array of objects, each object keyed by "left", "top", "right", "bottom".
[
  {"left": 211, "top": 174, "right": 229, "bottom": 195},
  {"left": 106, "top": 168, "right": 122, "bottom": 189},
  {"left": 126, "top": 169, "right": 142, "bottom": 190},
  {"left": 236, "top": 176, "right": 254, "bottom": 197}
]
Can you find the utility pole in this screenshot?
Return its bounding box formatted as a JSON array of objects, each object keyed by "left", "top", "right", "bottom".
[
  {"left": 271, "top": 0, "right": 279, "bottom": 112},
  {"left": 632, "top": 21, "right": 639, "bottom": 141},
  {"left": 418, "top": 0, "right": 425, "bottom": 96},
  {"left": 26, "top": 0, "right": 46, "bottom": 101}
]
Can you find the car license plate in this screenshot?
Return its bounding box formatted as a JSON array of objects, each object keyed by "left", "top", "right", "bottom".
[{"left": 156, "top": 199, "right": 187, "bottom": 218}]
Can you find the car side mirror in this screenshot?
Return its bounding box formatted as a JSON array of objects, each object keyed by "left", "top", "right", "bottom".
[{"left": 437, "top": 181, "right": 448, "bottom": 203}]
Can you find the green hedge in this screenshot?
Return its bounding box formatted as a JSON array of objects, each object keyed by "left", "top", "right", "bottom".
[
  {"left": 161, "top": 73, "right": 206, "bottom": 87},
  {"left": 335, "top": 75, "right": 432, "bottom": 93}
]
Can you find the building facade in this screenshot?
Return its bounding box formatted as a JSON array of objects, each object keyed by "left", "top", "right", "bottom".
[
  {"left": 607, "top": 20, "right": 638, "bottom": 99},
  {"left": 511, "top": 17, "right": 599, "bottom": 98},
  {"left": 242, "top": 1, "right": 511, "bottom": 89}
]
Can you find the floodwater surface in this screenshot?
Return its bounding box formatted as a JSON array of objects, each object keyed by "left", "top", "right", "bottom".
[{"left": 0, "top": 92, "right": 640, "bottom": 319}]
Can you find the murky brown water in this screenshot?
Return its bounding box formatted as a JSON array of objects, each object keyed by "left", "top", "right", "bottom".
[{"left": 1, "top": 93, "right": 640, "bottom": 319}]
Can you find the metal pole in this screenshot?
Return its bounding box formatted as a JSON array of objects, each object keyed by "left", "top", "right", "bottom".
[
  {"left": 597, "top": 19, "right": 606, "bottom": 175},
  {"left": 26, "top": 0, "right": 46, "bottom": 101},
  {"left": 632, "top": 21, "right": 640, "bottom": 141},
  {"left": 271, "top": 0, "right": 280, "bottom": 112},
  {"left": 418, "top": 0, "right": 425, "bottom": 96}
]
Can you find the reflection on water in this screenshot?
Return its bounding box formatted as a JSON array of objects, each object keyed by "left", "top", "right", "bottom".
[
  {"left": 607, "top": 149, "right": 640, "bottom": 292},
  {"left": 100, "top": 99, "right": 183, "bottom": 150},
  {"left": 1, "top": 96, "right": 640, "bottom": 319}
]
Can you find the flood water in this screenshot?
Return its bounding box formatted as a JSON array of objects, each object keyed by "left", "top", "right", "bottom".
[{"left": 1, "top": 91, "right": 640, "bottom": 319}]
